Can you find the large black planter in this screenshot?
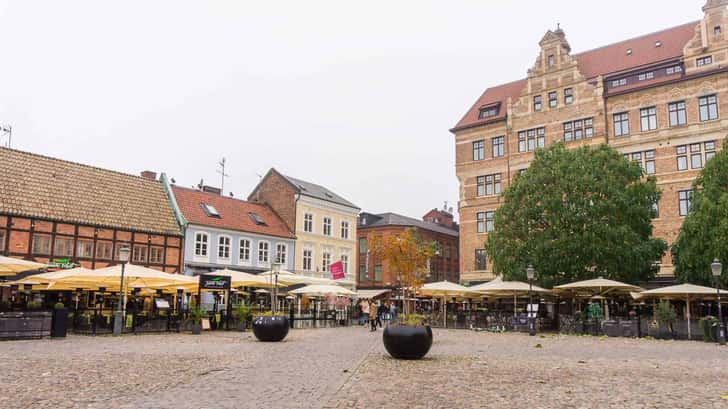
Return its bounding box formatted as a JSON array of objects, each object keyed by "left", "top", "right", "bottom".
[
  {"left": 252, "top": 316, "right": 289, "bottom": 342},
  {"left": 383, "top": 325, "right": 432, "bottom": 360},
  {"left": 51, "top": 309, "right": 68, "bottom": 338},
  {"left": 191, "top": 323, "right": 202, "bottom": 335}
]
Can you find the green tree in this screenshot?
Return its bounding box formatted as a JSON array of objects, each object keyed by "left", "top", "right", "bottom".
[
  {"left": 486, "top": 143, "right": 666, "bottom": 288},
  {"left": 672, "top": 139, "right": 728, "bottom": 287}
]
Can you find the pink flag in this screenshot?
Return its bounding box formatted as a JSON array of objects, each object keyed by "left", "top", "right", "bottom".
[{"left": 330, "top": 261, "right": 345, "bottom": 280}]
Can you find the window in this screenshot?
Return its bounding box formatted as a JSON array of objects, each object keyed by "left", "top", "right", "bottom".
[
  {"left": 239, "top": 239, "right": 251, "bottom": 263},
  {"left": 217, "top": 236, "right": 231, "bottom": 259},
  {"left": 359, "top": 238, "right": 367, "bottom": 254},
  {"left": 477, "top": 211, "right": 494, "bottom": 233},
  {"left": 676, "top": 145, "right": 689, "bottom": 171},
  {"left": 248, "top": 212, "right": 266, "bottom": 225},
  {"left": 476, "top": 176, "right": 485, "bottom": 197},
  {"left": 652, "top": 201, "right": 660, "bottom": 218},
  {"left": 473, "top": 140, "right": 485, "bottom": 161},
  {"left": 359, "top": 264, "right": 367, "bottom": 281},
  {"left": 340, "top": 221, "right": 349, "bottom": 239},
  {"left": 201, "top": 203, "right": 220, "bottom": 218},
  {"left": 548, "top": 91, "right": 557, "bottom": 108},
  {"left": 564, "top": 88, "right": 573, "bottom": 104},
  {"left": 706, "top": 141, "right": 717, "bottom": 161},
  {"left": 638, "top": 72, "right": 654, "bottom": 81},
  {"left": 518, "top": 127, "right": 545, "bottom": 152},
  {"left": 691, "top": 143, "right": 703, "bottom": 169},
  {"left": 666, "top": 65, "right": 683, "bottom": 75},
  {"left": 76, "top": 240, "right": 93, "bottom": 258},
  {"left": 533, "top": 95, "right": 542, "bottom": 111},
  {"left": 322, "top": 250, "right": 331, "bottom": 272},
  {"left": 303, "top": 213, "right": 313, "bottom": 233},
  {"left": 613, "top": 112, "right": 629, "bottom": 136},
  {"left": 194, "top": 233, "right": 208, "bottom": 257},
  {"left": 132, "top": 245, "right": 148, "bottom": 263},
  {"left": 53, "top": 237, "right": 74, "bottom": 257},
  {"left": 678, "top": 190, "right": 693, "bottom": 216},
  {"left": 699, "top": 95, "right": 718, "bottom": 121},
  {"left": 492, "top": 136, "right": 505, "bottom": 158},
  {"left": 611, "top": 78, "right": 627, "bottom": 87},
  {"left": 715, "top": 26, "right": 722, "bottom": 36},
  {"left": 341, "top": 254, "right": 349, "bottom": 275},
  {"left": 476, "top": 212, "right": 485, "bottom": 233},
  {"left": 625, "top": 150, "right": 656, "bottom": 175},
  {"left": 640, "top": 107, "right": 657, "bottom": 131},
  {"left": 668, "top": 101, "right": 687, "bottom": 127},
  {"left": 275, "top": 243, "right": 287, "bottom": 264},
  {"left": 563, "top": 118, "right": 593, "bottom": 141},
  {"left": 483, "top": 174, "right": 502, "bottom": 196},
  {"left": 258, "top": 241, "right": 269, "bottom": 264},
  {"left": 32, "top": 234, "right": 51, "bottom": 255},
  {"left": 0, "top": 230, "right": 4, "bottom": 252},
  {"left": 149, "top": 247, "right": 164, "bottom": 264},
  {"left": 96, "top": 241, "right": 113, "bottom": 259},
  {"left": 548, "top": 54, "right": 555, "bottom": 67},
  {"left": 474, "top": 249, "right": 487, "bottom": 270},
  {"left": 374, "top": 265, "right": 382, "bottom": 281},
  {"left": 697, "top": 56, "right": 713, "bottom": 66},
  {"left": 478, "top": 106, "right": 498, "bottom": 119},
  {"left": 303, "top": 249, "right": 313, "bottom": 271},
  {"left": 485, "top": 211, "right": 494, "bottom": 232},
  {"left": 322, "top": 217, "right": 332, "bottom": 236}
]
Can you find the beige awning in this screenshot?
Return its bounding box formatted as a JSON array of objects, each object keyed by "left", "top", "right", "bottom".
[
  {"left": 0, "top": 256, "right": 47, "bottom": 276},
  {"left": 258, "top": 270, "right": 335, "bottom": 286},
  {"left": 419, "top": 280, "right": 481, "bottom": 297},
  {"left": 289, "top": 284, "right": 356, "bottom": 297},
  {"left": 356, "top": 289, "right": 391, "bottom": 299},
  {"left": 469, "top": 276, "right": 551, "bottom": 296},
  {"left": 554, "top": 277, "right": 642, "bottom": 296},
  {"left": 632, "top": 283, "right": 726, "bottom": 299}
]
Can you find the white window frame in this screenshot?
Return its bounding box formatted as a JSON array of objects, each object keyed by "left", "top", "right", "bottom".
[
  {"left": 321, "top": 249, "right": 332, "bottom": 273},
  {"left": 275, "top": 243, "right": 287, "bottom": 265},
  {"left": 341, "top": 253, "right": 350, "bottom": 278},
  {"left": 323, "top": 217, "right": 332, "bottom": 236},
  {"left": 194, "top": 232, "right": 209, "bottom": 259},
  {"left": 340, "top": 221, "right": 349, "bottom": 239},
  {"left": 303, "top": 213, "right": 314, "bottom": 233},
  {"left": 258, "top": 240, "right": 270, "bottom": 266},
  {"left": 217, "top": 235, "right": 232, "bottom": 261},
  {"left": 239, "top": 238, "right": 251, "bottom": 265},
  {"left": 302, "top": 247, "right": 314, "bottom": 271}
]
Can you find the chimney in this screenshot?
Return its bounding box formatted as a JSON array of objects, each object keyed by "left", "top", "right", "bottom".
[
  {"left": 140, "top": 171, "right": 157, "bottom": 181},
  {"left": 202, "top": 185, "right": 222, "bottom": 195}
]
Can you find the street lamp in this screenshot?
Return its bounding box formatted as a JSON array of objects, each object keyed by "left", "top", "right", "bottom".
[
  {"left": 113, "top": 245, "right": 131, "bottom": 336},
  {"left": 711, "top": 259, "right": 725, "bottom": 345},
  {"left": 272, "top": 262, "right": 281, "bottom": 314},
  {"left": 526, "top": 264, "right": 536, "bottom": 336}
]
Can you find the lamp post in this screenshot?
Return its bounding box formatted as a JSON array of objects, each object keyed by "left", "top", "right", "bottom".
[
  {"left": 112, "top": 245, "right": 131, "bottom": 336},
  {"left": 526, "top": 264, "right": 536, "bottom": 336},
  {"left": 711, "top": 259, "right": 725, "bottom": 345},
  {"left": 272, "top": 262, "right": 281, "bottom": 314}
]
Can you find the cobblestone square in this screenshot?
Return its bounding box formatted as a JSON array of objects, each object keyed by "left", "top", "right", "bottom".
[{"left": 1, "top": 327, "right": 727, "bottom": 409}]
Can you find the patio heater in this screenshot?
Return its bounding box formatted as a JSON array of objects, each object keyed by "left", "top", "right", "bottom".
[
  {"left": 272, "top": 262, "right": 281, "bottom": 314},
  {"left": 527, "top": 264, "right": 536, "bottom": 336},
  {"left": 711, "top": 259, "right": 725, "bottom": 345},
  {"left": 113, "top": 245, "right": 131, "bottom": 336}
]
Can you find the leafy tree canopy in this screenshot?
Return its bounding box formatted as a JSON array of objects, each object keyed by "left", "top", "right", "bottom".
[
  {"left": 486, "top": 143, "right": 666, "bottom": 288},
  {"left": 672, "top": 139, "right": 728, "bottom": 287}
]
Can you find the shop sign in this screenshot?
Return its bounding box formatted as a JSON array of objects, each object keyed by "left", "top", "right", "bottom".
[
  {"left": 199, "top": 274, "right": 231, "bottom": 290},
  {"left": 47, "top": 258, "right": 78, "bottom": 269}
]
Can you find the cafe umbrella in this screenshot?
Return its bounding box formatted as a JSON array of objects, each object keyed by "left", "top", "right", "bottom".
[
  {"left": 469, "top": 276, "right": 551, "bottom": 317},
  {"left": 0, "top": 256, "right": 47, "bottom": 276},
  {"left": 554, "top": 277, "right": 643, "bottom": 320},
  {"left": 419, "top": 281, "right": 481, "bottom": 327}
]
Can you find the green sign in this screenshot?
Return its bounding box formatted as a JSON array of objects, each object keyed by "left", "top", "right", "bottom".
[{"left": 47, "top": 258, "right": 78, "bottom": 269}]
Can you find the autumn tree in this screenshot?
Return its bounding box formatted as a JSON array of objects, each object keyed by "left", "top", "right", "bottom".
[
  {"left": 370, "top": 227, "right": 437, "bottom": 317},
  {"left": 486, "top": 143, "right": 666, "bottom": 288},
  {"left": 672, "top": 139, "right": 728, "bottom": 287}
]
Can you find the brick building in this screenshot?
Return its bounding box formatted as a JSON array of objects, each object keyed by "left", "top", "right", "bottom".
[
  {"left": 0, "top": 147, "right": 183, "bottom": 273},
  {"left": 357, "top": 208, "right": 459, "bottom": 290},
  {"left": 451, "top": 0, "right": 728, "bottom": 284}
]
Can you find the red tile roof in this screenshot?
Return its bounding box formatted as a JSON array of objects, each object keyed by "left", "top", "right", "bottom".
[
  {"left": 453, "top": 21, "right": 699, "bottom": 131},
  {"left": 171, "top": 186, "right": 295, "bottom": 239}
]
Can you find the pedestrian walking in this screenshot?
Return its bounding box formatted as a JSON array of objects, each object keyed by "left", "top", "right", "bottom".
[
  {"left": 376, "top": 302, "right": 385, "bottom": 327},
  {"left": 390, "top": 302, "right": 398, "bottom": 324},
  {"left": 360, "top": 299, "right": 370, "bottom": 327},
  {"left": 369, "top": 301, "right": 377, "bottom": 331}
]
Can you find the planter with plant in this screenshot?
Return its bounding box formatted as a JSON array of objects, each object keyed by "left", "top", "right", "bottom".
[
  {"left": 655, "top": 300, "right": 677, "bottom": 340},
  {"left": 585, "top": 302, "right": 604, "bottom": 336},
  {"left": 189, "top": 305, "right": 203, "bottom": 335},
  {"left": 51, "top": 302, "right": 68, "bottom": 338},
  {"left": 234, "top": 303, "right": 252, "bottom": 331},
  {"left": 700, "top": 316, "right": 718, "bottom": 342},
  {"left": 252, "top": 310, "right": 289, "bottom": 342},
  {"left": 371, "top": 227, "right": 437, "bottom": 360}
]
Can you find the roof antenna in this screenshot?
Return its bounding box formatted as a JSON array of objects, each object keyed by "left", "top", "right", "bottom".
[
  {"left": 557, "top": 22, "right": 560, "bottom": 30},
  {"left": 217, "top": 157, "right": 230, "bottom": 193},
  {"left": 1, "top": 125, "right": 11, "bottom": 148}
]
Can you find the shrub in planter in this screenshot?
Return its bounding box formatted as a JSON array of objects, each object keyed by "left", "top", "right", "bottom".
[
  {"left": 383, "top": 314, "right": 432, "bottom": 360},
  {"left": 655, "top": 300, "right": 677, "bottom": 340},
  {"left": 189, "top": 305, "right": 203, "bottom": 335},
  {"left": 234, "top": 303, "right": 252, "bottom": 331},
  {"left": 51, "top": 303, "right": 68, "bottom": 338},
  {"left": 252, "top": 311, "right": 289, "bottom": 342},
  {"left": 700, "top": 316, "right": 718, "bottom": 342}
]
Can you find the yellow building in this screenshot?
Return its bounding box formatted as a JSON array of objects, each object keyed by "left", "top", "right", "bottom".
[{"left": 248, "top": 169, "right": 359, "bottom": 287}]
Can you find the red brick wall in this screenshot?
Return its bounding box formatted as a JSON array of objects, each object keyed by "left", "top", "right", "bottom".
[{"left": 249, "top": 171, "right": 297, "bottom": 233}]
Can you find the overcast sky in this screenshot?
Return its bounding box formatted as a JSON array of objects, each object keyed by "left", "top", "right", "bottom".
[{"left": 0, "top": 1, "right": 701, "bottom": 219}]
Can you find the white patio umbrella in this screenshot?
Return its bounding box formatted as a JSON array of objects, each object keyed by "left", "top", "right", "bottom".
[
  {"left": 289, "top": 284, "right": 356, "bottom": 297},
  {"left": 555, "top": 277, "right": 643, "bottom": 320},
  {"left": 470, "top": 276, "right": 551, "bottom": 317},
  {"left": 633, "top": 283, "right": 727, "bottom": 340},
  {"left": 419, "top": 281, "right": 481, "bottom": 327},
  {"left": 0, "top": 256, "right": 47, "bottom": 276},
  {"left": 259, "top": 269, "right": 335, "bottom": 285}
]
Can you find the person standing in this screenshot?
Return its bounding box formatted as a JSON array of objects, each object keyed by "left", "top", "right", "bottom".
[
  {"left": 360, "top": 299, "right": 370, "bottom": 327},
  {"left": 376, "top": 302, "right": 385, "bottom": 328},
  {"left": 369, "top": 300, "right": 377, "bottom": 331}
]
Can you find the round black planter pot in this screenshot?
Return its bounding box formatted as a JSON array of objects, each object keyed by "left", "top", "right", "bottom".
[
  {"left": 383, "top": 325, "right": 433, "bottom": 360},
  {"left": 51, "top": 308, "right": 68, "bottom": 338},
  {"left": 252, "top": 316, "right": 289, "bottom": 342}
]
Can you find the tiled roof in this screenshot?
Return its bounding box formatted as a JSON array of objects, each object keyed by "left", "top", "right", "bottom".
[
  {"left": 283, "top": 174, "right": 360, "bottom": 210},
  {"left": 172, "top": 186, "right": 295, "bottom": 239},
  {"left": 0, "top": 147, "right": 181, "bottom": 235},
  {"left": 453, "top": 21, "right": 699, "bottom": 131},
  {"left": 360, "top": 212, "right": 459, "bottom": 237}
]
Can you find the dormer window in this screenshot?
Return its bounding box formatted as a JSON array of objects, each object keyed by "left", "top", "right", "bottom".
[
  {"left": 478, "top": 105, "right": 499, "bottom": 119},
  {"left": 626, "top": 48, "right": 633, "bottom": 55},
  {"left": 638, "top": 72, "right": 654, "bottom": 81},
  {"left": 697, "top": 56, "right": 713, "bottom": 67},
  {"left": 611, "top": 78, "right": 627, "bottom": 88},
  {"left": 655, "top": 41, "right": 662, "bottom": 48},
  {"left": 248, "top": 212, "right": 266, "bottom": 225},
  {"left": 666, "top": 65, "right": 683, "bottom": 75},
  {"left": 201, "top": 203, "right": 220, "bottom": 218},
  {"left": 548, "top": 54, "right": 555, "bottom": 67}
]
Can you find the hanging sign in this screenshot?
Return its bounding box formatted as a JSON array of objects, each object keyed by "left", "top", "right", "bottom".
[
  {"left": 330, "top": 261, "right": 345, "bottom": 280},
  {"left": 199, "top": 274, "right": 231, "bottom": 290}
]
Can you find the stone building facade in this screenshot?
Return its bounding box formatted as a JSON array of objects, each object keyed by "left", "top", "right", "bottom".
[{"left": 451, "top": 0, "right": 728, "bottom": 284}]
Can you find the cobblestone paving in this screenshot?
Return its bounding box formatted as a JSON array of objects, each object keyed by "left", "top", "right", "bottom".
[{"left": 1, "top": 327, "right": 727, "bottom": 408}]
